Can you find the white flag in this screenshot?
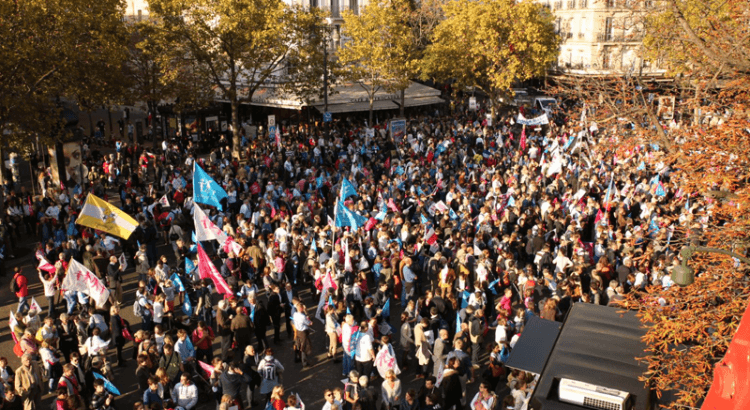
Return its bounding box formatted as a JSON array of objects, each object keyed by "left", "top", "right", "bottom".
[
  {"left": 375, "top": 344, "right": 401, "bottom": 378},
  {"left": 546, "top": 154, "right": 563, "bottom": 177},
  {"left": 63, "top": 259, "right": 110, "bottom": 307},
  {"left": 295, "top": 394, "right": 305, "bottom": 410},
  {"left": 118, "top": 253, "right": 128, "bottom": 270},
  {"left": 194, "top": 204, "right": 228, "bottom": 243},
  {"left": 159, "top": 194, "right": 170, "bottom": 207},
  {"left": 29, "top": 297, "right": 42, "bottom": 313}
]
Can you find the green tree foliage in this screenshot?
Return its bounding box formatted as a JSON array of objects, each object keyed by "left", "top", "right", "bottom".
[
  {"left": 0, "top": 0, "right": 129, "bottom": 147},
  {"left": 421, "top": 0, "right": 558, "bottom": 117},
  {"left": 337, "top": 0, "right": 417, "bottom": 124},
  {"left": 146, "top": 0, "right": 328, "bottom": 155}
]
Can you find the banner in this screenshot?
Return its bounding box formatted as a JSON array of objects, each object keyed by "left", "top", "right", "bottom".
[
  {"left": 375, "top": 343, "right": 401, "bottom": 378},
  {"left": 38, "top": 258, "right": 55, "bottom": 274},
  {"left": 63, "top": 259, "right": 110, "bottom": 307},
  {"left": 197, "top": 244, "right": 232, "bottom": 295},
  {"left": 516, "top": 113, "right": 549, "bottom": 126},
  {"left": 118, "top": 253, "right": 127, "bottom": 270},
  {"left": 193, "top": 163, "right": 228, "bottom": 210},
  {"left": 194, "top": 205, "right": 228, "bottom": 243},
  {"left": 76, "top": 194, "right": 138, "bottom": 239},
  {"left": 390, "top": 119, "right": 407, "bottom": 146}
]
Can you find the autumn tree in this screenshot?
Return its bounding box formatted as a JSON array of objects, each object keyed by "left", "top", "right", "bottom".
[
  {"left": 420, "top": 0, "right": 558, "bottom": 119},
  {"left": 0, "top": 0, "right": 129, "bottom": 148},
  {"left": 337, "top": 0, "right": 417, "bottom": 124},
  {"left": 146, "top": 0, "right": 329, "bottom": 157},
  {"left": 541, "top": 1, "right": 750, "bottom": 408}
]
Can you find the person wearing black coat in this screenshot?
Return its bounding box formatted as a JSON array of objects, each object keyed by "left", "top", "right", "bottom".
[
  {"left": 58, "top": 314, "right": 78, "bottom": 362},
  {"left": 266, "top": 285, "right": 284, "bottom": 343},
  {"left": 442, "top": 358, "right": 463, "bottom": 410},
  {"left": 248, "top": 297, "right": 270, "bottom": 351},
  {"left": 110, "top": 307, "right": 128, "bottom": 367},
  {"left": 280, "top": 283, "right": 299, "bottom": 338}
]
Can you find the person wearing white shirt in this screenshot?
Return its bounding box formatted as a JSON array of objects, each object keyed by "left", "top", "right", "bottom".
[
  {"left": 292, "top": 302, "right": 313, "bottom": 366},
  {"left": 88, "top": 310, "right": 108, "bottom": 334},
  {"left": 355, "top": 321, "right": 375, "bottom": 379},
  {"left": 38, "top": 271, "right": 58, "bottom": 318},
  {"left": 172, "top": 373, "right": 199, "bottom": 410}
]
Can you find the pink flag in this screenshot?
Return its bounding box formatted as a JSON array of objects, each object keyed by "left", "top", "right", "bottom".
[
  {"left": 322, "top": 270, "right": 338, "bottom": 291},
  {"left": 424, "top": 228, "right": 438, "bottom": 245},
  {"left": 197, "top": 244, "right": 232, "bottom": 295},
  {"left": 595, "top": 209, "right": 605, "bottom": 225},
  {"left": 271, "top": 205, "right": 277, "bottom": 218},
  {"left": 198, "top": 360, "right": 214, "bottom": 378},
  {"left": 387, "top": 198, "right": 400, "bottom": 213},
  {"left": 38, "top": 258, "right": 55, "bottom": 274},
  {"left": 520, "top": 128, "right": 527, "bottom": 151}
]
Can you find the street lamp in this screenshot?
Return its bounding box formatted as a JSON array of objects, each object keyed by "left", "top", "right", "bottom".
[
  {"left": 672, "top": 245, "right": 750, "bottom": 287},
  {"left": 313, "top": 24, "right": 332, "bottom": 120}
]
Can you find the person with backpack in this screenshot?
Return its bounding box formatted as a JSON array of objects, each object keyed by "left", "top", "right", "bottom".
[
  {"left": 134, "top": 285, "right": 154, "bottom": 332},
  {"left": 257, "top": 349, "right": 284, "bottom": 402},
  {"left": 11, "top": 267, "right": 28, "bottom": 314}
]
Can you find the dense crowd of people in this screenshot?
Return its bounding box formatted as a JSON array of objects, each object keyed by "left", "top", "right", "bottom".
[{"left": 1, "top": 99, "right": 695, "bottom": 410}]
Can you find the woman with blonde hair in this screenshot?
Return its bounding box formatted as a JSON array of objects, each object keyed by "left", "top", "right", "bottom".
[
  {"left": 270, "top": 385, "right": 286, "bottom": 410},
  {"left": 219, "top": 394, "right": 237, "bottom": 410},
  {"left": 381, "top": 369, "right": 402, "bottom": 410}
]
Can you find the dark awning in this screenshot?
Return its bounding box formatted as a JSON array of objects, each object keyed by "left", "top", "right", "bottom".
[
  {"left": 530, "top": 303, "right": 652, "bottom": 410},
  {"left": 504, "top": 316, "right": 561, "bottom": 374}
]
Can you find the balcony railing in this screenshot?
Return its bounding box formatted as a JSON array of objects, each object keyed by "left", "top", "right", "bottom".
[{"left": 597, "top": 33, "right": 643, "bottom": 42}]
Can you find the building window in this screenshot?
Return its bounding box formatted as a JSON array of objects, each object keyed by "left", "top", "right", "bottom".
[
  {"left": 330, "top": 0, "right": 338, "bottom": 17},
  {"left": 567, "top": 0, "right": 575, "bottom": 8},
  {"left": 580, "top": 0, "right": 587, "bottom": 8},
  {"left": 606, "top": 0, "right": 616, "bottom": 7},
  {"left": 605, "top": 17, "right": 614, "bottom": 41},
  {"left": 310, "top": 0, "right": 318, "bottom": 8},
  {"left": 349, "top": 0, "right": 358, "bottom": 14}
]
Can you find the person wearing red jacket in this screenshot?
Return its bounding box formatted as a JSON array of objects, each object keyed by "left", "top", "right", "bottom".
[{"left": 12, "top": 267, "right": 28, "bottom": 313}]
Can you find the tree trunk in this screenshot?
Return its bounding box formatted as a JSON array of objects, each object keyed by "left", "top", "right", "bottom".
[
  {"left": 369, "top": 98, "right": 374, "bottom": 126},
  {"left": 400, "top": 89, "right": 405, "bottom": 117},
  {"left": 231, "top": 99, "right": 240, "bottom": 160}
]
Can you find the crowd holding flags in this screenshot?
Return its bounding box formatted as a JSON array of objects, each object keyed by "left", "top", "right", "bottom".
[{"left": 76, "top": 194, "right": 138, "bottom": 239}]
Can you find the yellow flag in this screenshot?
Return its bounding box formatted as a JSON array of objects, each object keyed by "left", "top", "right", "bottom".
[{"left": 76, "top": 194, "right": 138, "bottom": 239}]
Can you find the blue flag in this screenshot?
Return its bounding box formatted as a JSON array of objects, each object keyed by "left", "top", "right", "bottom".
[
  {"left": 192, "top": 231, "right": 197, "bottom": 242},
  {"left": 649, "top": 216, "right": 659, "bottom": 236},
  {"left": 417, "top": 186, "right": 425, "bottom": 196},
  {"left": 346, "top": 306, "right": 352, "bottom": 315},
  {"left": 420, "top": 214, "right": 429, "bottom": 224},
  {"left": 170, "top": 273, "right": 186, "bottom": 292},
  {"left": 185, "top": 258, "right": 196, "bottom": 274},
  {"left": 563, "top": 135, "right": 576, "bottom": 151},
  {"left": 460, "top": 290, "right": 470, "bottom": 309},
  {"left": 507, "top": 196, "right": 516, "bottom": 208},
  {"left": 328, "top": 296, "right": 334, "bottom": 306},
  {"left": 637, "top": 161, "right": 645, "bottom": 171},
  {"left": 435, "top": 143, "right": 446, "bottom": 156},
  {"left": 449, "top": 208, "right": 458, "bottom": 220},
  {"left": 381, "top": 299, "right": 390, "bottom": 319},
  {"left": 350, "top": 330, "right": 361, "bottom": 358},
  {"left": 455, "top": 312, "right": 461, "bottom": 335},
  {"left": 341, "top": 178, "right": 358, "bottom": 199},
  {"left": 185, "top": 337, "right": 196, "bottom": 358},
  {"left": 183, "top": 295, "right": 193, "bottom": 316},
  {"left": 93, "top": 372, "right": 121, "bottom": 395},
  {"left": 311, "top": 238, "right": 318, "bottom": 253},
  {"left": 655, "top": 183, "right": 666, "bottom": 197},
  {"left": 488, "top": 279, "right": 500, "bottom": 295},
  {"left": 374, "top": 206, "right": 387, "bottom": 221},
  {"left": 335, "top": 201, "right": 368, "bottom": 229},
  {"left": 193, "top": 163, "right": 228, "bottom": 210},
  {"left": 316, "top": 176, "right": 324, "bottom": 189}
]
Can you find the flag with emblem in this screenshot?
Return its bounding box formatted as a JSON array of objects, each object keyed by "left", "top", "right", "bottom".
[
  {"left": 197, "top": 244, "right": 232, "bottom": 295},
  {"left": 194, "top": 204, "right": 228, "bottom": 243},
  {"left": 341, "top": 178, "right": 358, "bottom": 199},
  {"left": 76, "top": 194, "right": 138, "bottom": 239},
  {"left": 158, "top": 194, "right": 170, "bottom": 207},
  {"left": 37, "top": 258, "right": 55, "bottom": 274},
  {"left": 193, "top": 163, "right": 228, "bottom": 210}
]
